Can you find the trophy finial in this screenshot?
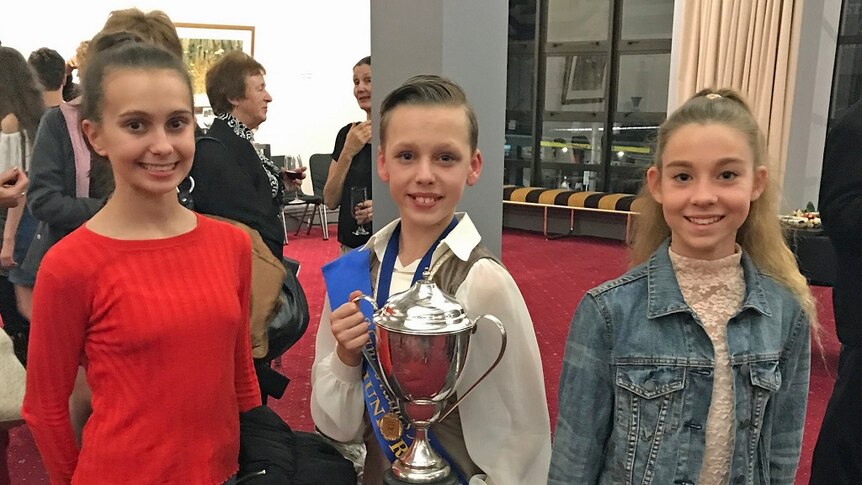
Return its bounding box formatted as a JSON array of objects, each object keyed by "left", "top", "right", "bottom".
[{"left": 421, "top": 268, "right": 432, "bottom": 281}]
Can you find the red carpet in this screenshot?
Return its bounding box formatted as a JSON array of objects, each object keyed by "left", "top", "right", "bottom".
[{"left": 6, "top": 226, "right": 840, "bottom": 483}]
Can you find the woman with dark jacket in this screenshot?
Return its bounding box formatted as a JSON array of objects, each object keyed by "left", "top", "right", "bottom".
[
  {"left": 191, "top": 50, "right": 302, "bottom": 259},
  {"left": 191, "top": 51, "right": 305, "bottom": 402}
]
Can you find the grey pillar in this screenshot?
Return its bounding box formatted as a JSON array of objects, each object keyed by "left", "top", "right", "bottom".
[
  {"left": 783, "top": 0, "right": 842, "bottom": 211},
  {"left": 371, "top": 0, "right": 508, "bottom": 255}
]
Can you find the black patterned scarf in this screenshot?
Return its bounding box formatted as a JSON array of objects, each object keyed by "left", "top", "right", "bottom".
[{"left": 216, "top": 112, "right": 284, "bottom": 204}]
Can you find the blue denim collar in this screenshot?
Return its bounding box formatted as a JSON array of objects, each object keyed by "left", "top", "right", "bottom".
[{"left": 646, "top": 239, "right": 772, "bottom": 320}]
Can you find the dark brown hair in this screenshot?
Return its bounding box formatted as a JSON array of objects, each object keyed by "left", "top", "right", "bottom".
[
  {"left": 205, "top": 50, "right": 266, "bottom": 115},
  {"left": 28, "top": 48, "right": 66, "bottom": 91},
  {"left": 80, "top": 43, "right": 192, "bottom": 123},
  {"left": 98, "top": 8, "right": 183, "bottom": 59},
  {"left": 0, "top": 46, "right": 45, "bottom": 139}
]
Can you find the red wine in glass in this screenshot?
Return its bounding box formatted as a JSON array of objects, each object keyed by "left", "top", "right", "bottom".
[
  {"left": 284, "top": 155, "right": 304, "bottom": 202},
  {"left": 283, "top": 170, "right": 303, "bottom": 181}
]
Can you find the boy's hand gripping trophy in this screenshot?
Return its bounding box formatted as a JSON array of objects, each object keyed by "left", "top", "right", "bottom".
[{"left": 354, "top": 270, "right": 507, "bottom": 484}]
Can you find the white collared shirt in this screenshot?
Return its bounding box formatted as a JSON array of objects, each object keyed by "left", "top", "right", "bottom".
[{"left": 311, "top": 213, "right": 551, "bottom": 485}]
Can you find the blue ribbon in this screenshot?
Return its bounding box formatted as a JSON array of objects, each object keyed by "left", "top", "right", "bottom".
[{"left": 321, "top": 218, "right": 466, "bottom": 484}]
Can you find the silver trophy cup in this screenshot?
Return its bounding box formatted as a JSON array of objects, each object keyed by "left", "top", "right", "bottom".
[{"left": 355, "top": 270, "right": 507, "bottom": 484}]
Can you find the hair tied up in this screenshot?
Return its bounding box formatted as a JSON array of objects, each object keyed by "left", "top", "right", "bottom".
[{"left": 705, "top": 93, "right": 722, "bottom": 100}]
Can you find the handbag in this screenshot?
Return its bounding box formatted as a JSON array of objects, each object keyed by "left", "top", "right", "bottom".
[
  {"left": 0, "top": 330, "right": 25, "bottom": 428},
  {"left": 263, "top": 257, "right": 310, "bottom": 363}
]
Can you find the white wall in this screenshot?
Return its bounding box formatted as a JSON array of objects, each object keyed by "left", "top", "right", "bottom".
[{"left": 0, "top": 1, "right": 371, "bottom": 192}]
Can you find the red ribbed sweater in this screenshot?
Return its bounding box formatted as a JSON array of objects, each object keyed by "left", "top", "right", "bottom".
[{"left": 22, "top": 214, "right": 261, "bottom": 484}]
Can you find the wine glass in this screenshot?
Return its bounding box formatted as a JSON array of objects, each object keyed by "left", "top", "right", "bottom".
[
  {"left": 284, "top": 155, "right": 304, "bottom": 202},
  {"left": 350, "top": 186, "right": 370, "bottom": 236},
  {"left": 201, "top": 107, "right": 215, "bottom": 130}
]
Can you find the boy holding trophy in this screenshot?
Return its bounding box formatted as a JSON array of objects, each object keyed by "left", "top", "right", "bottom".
[{"left": 311, "top": 75, "right": 551, "bottom": 484}]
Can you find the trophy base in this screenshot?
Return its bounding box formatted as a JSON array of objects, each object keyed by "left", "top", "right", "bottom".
[{"left": 383, "top": 469, "right": 459, "bottom": 485}]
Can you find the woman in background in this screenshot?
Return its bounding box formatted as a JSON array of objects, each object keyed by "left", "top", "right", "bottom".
[
  {"left": 0, "top": 44, "right": 44, "bottom": 485},
  {"left": 0, "top": 46, "right": 43, "bottom": 361},
  {"left": 323, "top": 56, "right": 373, "bottom": 253},
  {"left": 191, "top": 50, "right": 306, "bottom": 403}
]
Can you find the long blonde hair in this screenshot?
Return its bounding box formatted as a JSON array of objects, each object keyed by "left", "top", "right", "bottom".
[{"left": 630, "top": 88, "right": 819, "bottom": 334}]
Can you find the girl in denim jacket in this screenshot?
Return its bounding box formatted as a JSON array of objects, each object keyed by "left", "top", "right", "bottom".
[{"left": 549, "top": 89, "right": 817, "bottom": 485}]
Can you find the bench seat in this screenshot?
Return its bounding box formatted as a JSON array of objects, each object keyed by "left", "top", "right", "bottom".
[{"left": 502, "top": 185, "right": 644, "bottom": 240}]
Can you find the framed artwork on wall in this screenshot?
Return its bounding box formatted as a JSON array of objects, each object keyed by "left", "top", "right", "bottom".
[
  {"left": 561, "top": 55, "right": 606, "bottom": 105},
  {"left": 174, "top": 22, "right": 256, "bottom": 109}
]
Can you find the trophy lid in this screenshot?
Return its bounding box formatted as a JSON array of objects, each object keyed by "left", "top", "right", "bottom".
[{"left": 375, "top": 269, "right": 473, "bottom": 335}]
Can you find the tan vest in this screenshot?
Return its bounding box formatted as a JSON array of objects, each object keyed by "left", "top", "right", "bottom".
[{"left": 368, "top": 243, "right": 501, "bottom": 479}]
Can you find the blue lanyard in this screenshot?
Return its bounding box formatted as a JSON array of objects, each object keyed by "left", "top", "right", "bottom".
[{"left": 376, "top": 217, "right": 459, "bottom": 308}]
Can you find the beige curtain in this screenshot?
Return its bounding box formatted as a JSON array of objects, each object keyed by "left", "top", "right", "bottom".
[{"left": 673, "top": 0, "right": 802, "bottom": 183}]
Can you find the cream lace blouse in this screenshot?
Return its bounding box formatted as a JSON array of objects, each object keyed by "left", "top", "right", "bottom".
[{"left": 669, "top": 247, "right": 745, "bottom": 485}]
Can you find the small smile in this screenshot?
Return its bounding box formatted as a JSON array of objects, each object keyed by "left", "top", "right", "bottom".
[
  {"left": 685, "top": 215, "right": 724, "bottom": 225},
  {"left": 139, "top": 162, "right": 179, "bottom": 173},
  {"left": 409, "top": 194, "right": 442, "bottom": 206}
]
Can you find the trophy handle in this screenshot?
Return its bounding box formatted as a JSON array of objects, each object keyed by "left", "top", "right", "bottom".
[
  {"left": 351, "top": 294, "right": 379, "bottom": 313},
  {"left": 438, "top": 314, "right": 507, "bottom": 422}
]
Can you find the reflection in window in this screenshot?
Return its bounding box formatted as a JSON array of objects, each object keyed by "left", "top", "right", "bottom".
[
  {"left": 621, "top": 0, "right": 674, "bottom": 40},
  {"left": 509, "top": 0, "right": 537, "bottom": 41},
  {"left": 831, "top": 45, "right": 862, "bottom": 121},
  {"left": 547, "top": 0, "right": 609, "bottom": 43},
  {"left": 617, "top": 54, "right": 671, "bottom": 114},
  {"left": 608, "top": 123, "right": 657, "bottom": 193},
  {"left": 541, "top": 121, "right": 606, "bottom": 190},
  {"left": 545, "top": 55, "right": 608, "bottom": 112},
  {"left": 841, "top": 0, "right": 862, "bottom": 36},
  {"left": 507, "top": 55, "right": 534, "bottom": 111}
]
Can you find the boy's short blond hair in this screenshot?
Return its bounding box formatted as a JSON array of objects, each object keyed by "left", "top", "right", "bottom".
[{"left": 379, "top": 75, "right": 478, "bottom": 152}]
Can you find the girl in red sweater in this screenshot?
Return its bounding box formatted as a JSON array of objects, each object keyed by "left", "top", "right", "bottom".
[{"left": 22, "top": 43, "right": 260, "bottom": 484}]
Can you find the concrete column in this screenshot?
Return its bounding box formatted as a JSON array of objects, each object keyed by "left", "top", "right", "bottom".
[
  {"left": 370, "top": 0, "right": 508, "bottom": 255},
  {"left": 783, "top": 0, "right": 842, "bottom": 211}
]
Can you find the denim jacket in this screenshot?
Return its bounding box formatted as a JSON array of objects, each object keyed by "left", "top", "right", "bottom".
[{"left": 549, "top": 241, "right": 811, "bottom": 485}]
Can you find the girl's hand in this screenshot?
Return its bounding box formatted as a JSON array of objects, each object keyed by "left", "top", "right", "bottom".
[
  {"left": 0, "top": 242, "right": 15, "bottom": 268},
  {"left": 343, "top": 120, "right": 372, "bottom": 160},
  {"left": 331, "top": 290, "right": 371, "bottom": 367},
  {"left": 353, "top": 199, "right": 373, "bottom": 225},
  {"left": 0, "top": 168, "right": 27, "bottom": 209}
]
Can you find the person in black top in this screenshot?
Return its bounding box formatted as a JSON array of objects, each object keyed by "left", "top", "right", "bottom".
[
  {"left": 810, "top": 99, "right": 862, "bottom": 485},
  {"left": 191, "top": 50, "right": 303, "bottom": 259},
  {"left": 323, "top": 56, "right": 372, "bottom": 252}
]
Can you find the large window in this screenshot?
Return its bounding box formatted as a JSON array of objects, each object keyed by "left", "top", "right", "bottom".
[{"left": 505, "top": 0, "right": 674, "bottom": 193}]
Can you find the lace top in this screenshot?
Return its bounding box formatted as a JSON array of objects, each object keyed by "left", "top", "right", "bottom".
[{"left": 669, "top": 247, "right": 744, "bottom": 485}]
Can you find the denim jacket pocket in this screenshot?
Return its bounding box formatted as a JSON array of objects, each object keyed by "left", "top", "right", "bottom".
[
  {"left": 616, "top": 365, "right": 686, "bottom": 398},
  {"left": 614, "top": 365, "right": 686, "bottom": 485}
]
